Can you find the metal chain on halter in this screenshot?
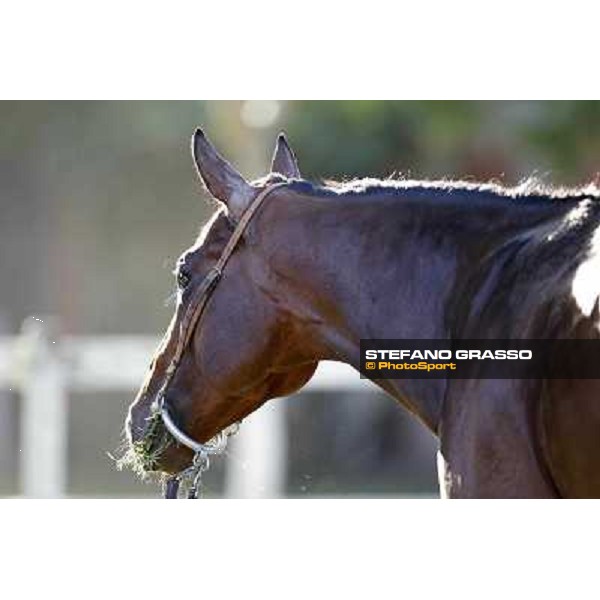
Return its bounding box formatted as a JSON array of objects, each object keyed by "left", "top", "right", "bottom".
[
  {"left": 163, "top": 452, "right": 210, "bottom": 499},
  {"left": 163, "top": 422, "right": 240, "bottom": 499}
]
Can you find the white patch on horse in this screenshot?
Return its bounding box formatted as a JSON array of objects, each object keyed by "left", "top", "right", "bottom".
[
  {"left": 572, "top": 220, "right": 600, "bottom": 318},
  {"left": 437, "top": 450, "right": 456, "bottom": 499}
]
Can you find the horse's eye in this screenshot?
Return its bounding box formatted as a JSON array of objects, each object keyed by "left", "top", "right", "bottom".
[{"left": 177, "top": 269, "right": 192, "bottom": 289}]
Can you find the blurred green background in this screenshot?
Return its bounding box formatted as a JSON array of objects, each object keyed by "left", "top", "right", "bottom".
[{"left": 0, "top": 101, "right": 598, "bottom": 497}]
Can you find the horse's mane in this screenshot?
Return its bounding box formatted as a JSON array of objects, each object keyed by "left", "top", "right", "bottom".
[{"left": 291, "top": 175, "right": 600, "bottom": 204}]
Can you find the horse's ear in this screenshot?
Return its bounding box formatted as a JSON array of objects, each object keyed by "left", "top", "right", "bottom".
[
  {"left": 270, "top": 132, "right": 301, "bottom": 179},
  {"left": 192, "top": 128, "right": 253, "bottom": 216}
]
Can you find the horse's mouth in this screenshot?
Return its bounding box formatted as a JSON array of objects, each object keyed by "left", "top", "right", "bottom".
[
  {"left": 121, "top": 404, "right": 240, "bottom": 480},
  {"left": 120, "top": 408, "right": 188, "bottom": 477}
]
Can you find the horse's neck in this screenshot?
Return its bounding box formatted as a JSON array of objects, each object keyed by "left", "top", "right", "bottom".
[{"left": 267, "top": 188, "right": 573, "bottom": 433}]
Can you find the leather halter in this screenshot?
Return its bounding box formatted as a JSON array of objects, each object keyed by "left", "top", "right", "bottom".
[{"left": 156, "top": 182, "right": 287, "bottom": 498}]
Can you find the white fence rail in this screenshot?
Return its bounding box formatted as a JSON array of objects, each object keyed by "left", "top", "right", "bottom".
[{"left": 0, "top": 317, "right": 377, "bottom": 497}]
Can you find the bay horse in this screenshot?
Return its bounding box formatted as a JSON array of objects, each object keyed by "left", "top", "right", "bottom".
[{"left": 125, "top": 128, "right": 600, "bottom": 498}]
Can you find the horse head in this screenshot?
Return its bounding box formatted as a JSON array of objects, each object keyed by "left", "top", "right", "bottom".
[{"left": 125, "top": 130, "right": 319, "bottom": 475}]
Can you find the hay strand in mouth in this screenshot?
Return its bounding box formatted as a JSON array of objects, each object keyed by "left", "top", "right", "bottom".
[{"left": 116, "top": 407, "right": 174, "bottom": 479}]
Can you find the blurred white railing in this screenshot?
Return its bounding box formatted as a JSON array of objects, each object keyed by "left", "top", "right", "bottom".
[{"left": 0, "top": 317, "right": 377, "bottom": 497}]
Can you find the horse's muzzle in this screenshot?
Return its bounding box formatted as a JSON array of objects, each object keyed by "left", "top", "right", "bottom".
[{"left": 125, "top": 399, "right": 192, "bottom": 473}]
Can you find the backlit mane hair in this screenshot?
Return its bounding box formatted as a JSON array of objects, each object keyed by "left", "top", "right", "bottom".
[{"left": 294, "top": 175, "right": 600, "bottom": 203}]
